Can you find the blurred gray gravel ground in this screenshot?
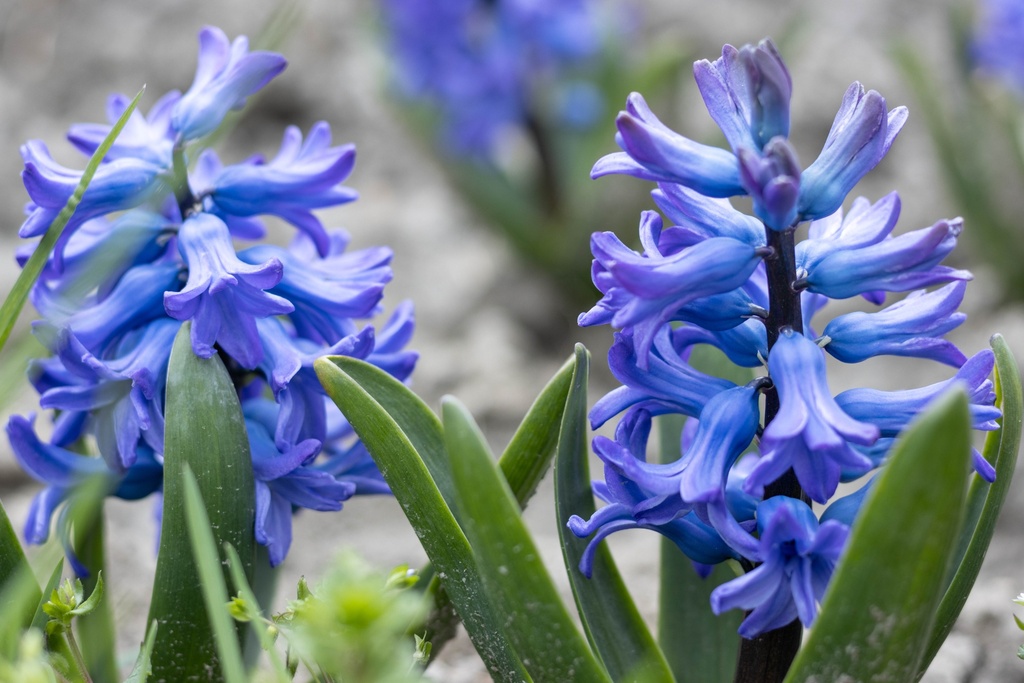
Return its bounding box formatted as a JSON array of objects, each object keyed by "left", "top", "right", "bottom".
[{"left": 1, "top": 1, "right": 1023, "bottom": 680}]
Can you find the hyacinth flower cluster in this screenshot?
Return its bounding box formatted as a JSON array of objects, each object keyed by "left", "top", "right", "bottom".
[
  {"left": 7, "top": 26, "right": 416, "bottom": 571},
  {"left": 379, "top": 0, "right": 608, "bottom": 157},
  {"left": 568, "top": 39, "right": 1000, "bottom": 639}
]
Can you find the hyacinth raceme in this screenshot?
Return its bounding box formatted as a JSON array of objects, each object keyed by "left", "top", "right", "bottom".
[
  {"left": 8, "top": 25, "right": 417, "bottom": 571},
  {"left": 379, "top": 0, "right": 609, "bottom": 157},
  {"left": 570, "top": 38, "right": 999, "bottom": 639}
]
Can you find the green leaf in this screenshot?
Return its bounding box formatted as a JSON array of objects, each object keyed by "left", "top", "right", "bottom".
[
  {"left": 916, "top": 334, "right": 1023, "bottom": 676},
  {"left": 0, "top": 87, "right": 144, "bottom": 355},
  {"left": 125, "top": 621, "right": 159, "bottom": 683},
  {"left": 554, "top": 344, "right": 673, "bottom": 682},
  {"left": 314, "top": 356, "right": 529, "bottom": 682},
  {"left": 417, "top": 353, "right": 578, "bottom": 655},
  {"left": 0, "top": 498, "right": 38, "bottom": 633},
  {"left": 180, "top": 466, "right": 247, "bottom": 683},
  {"left": 442, "top": 395, "right": 610, "bottom": 683},
  {"left": 784, "top": 389, "right": 973, "bottom": 683},
  {"left": 658, "top": 559, "right": 741, "bottom": 683},
  {"left": 498, "top": 354, "right": 575, "bottom": 505},
  {"left": 318, "top": 356, "right": 454, "bottom": 510},
  {"left": 146, "top": 323, "right": 255, "bottom": 682}
]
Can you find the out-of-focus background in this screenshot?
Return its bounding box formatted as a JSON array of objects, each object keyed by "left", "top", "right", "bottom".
[{"left": 1, "top": 1, "right": 1023, "bottom": 680}]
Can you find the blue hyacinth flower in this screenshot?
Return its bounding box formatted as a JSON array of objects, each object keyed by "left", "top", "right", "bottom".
[
  {"left": 595, "top": 62, "right": 906, "bottom": 230},
  {"left": 693, "top": 39, "right": 792, "bottom": 153},
  {"left": 23, "top": 211, "right": 175, "bottom": 305},
  {"left": 19, "top": 140, "right": 166, "bottom": 268},
  {"left": 239, "top": 231, "right": 392, "bottom": 345},
  {"left": 751, "top": 329, "right": 879, "bottom": 504},
  {"left": 35, "top": 320, "right": 178, "bottom": 470},
  {"left": 710, "top": 496, "right": 848, "bottom": 637},
  {"left": 973, "top": 0, "right": 1024, "bottom": 97},
  {"left": 591, "top": 93, "right": 744, "bottom": 197},
  {"left": 163, "top": 213, "right": 293, "bottom": 368},
  {"left": 171, "top": 25, "right": 287, "bottom": 141},
  {"left": 584, "top": 211, "right": 768, "bottom": 362},
  {"left": 797, "top": 83, "right": 907, "bottom": 220},
  {"left": 6, "top": 414, "right": 162, "bottom": 547},
  {"left": 33, "top": 262, "right": 183, "bottom": 356},
  {"left": 836, "top": 349, "right": 1001, "bottom": 437},
  {"left": 68, "top": 91, "right": 179, "bottom": 166},
  {"left": 245, "top": 403, "right": 355, "bottom": 567},
  {"left": 202, "top": 122, "right": 358, "bottom": 256},
  {"left": 823, "top": 281, "right": 968, "bottom": 367},
  {"left": 567, "top": 409, "right": 737, "bottom": 577},
  {"left": 591, "top": 327, "right": 734, "bottom": 429}
]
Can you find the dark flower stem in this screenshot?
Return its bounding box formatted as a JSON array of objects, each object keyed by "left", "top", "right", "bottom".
[
  {"left": 171, "top": 144, "right": 198, "bottom": 218},
  {"left": 524, "top": 112, "right": 562, "bottom": 219},
  {"left": 734, "top": 225, "right": 805, "bottom": 683}
]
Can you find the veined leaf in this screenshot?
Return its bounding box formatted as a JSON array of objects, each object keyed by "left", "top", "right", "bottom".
[
  {"left": 315, "top": 356, "right": 529, "bottom": 682},
  {"left": 916, "top": 334, "right": 1023, "bottom": 676},
  {"left": 419, "top": 352, "right": 577, "bottom": 654},
  {"left": 443, "top": 395, "right": 610, "bottom": 683},
  {"left": 146, "top": 324, "right": 255, "bottom": 682},
  {"left": 0, "top": 499, "right": 37, "bottom": 636},
  {"left": 181, "top": 466, "right": 247, "bottom": 683},
  {"left": 498, "top": 354, "right": 575, "bottom": 505},
  {"left": 125, "top": 621, "right": 159, "bottom": 683},
  {"left": 784, "top": 390, "right": 972, "bottom": 683}
]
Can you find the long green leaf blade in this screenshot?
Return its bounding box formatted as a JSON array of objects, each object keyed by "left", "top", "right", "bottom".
[
  {"left": 916, "top": 334, "right": 1023, "bottom": 676},
  {"left": 147, "top": 323, "right": 255, "bottom": 682},
  {"left": 0, "top": 499, "right": 37, "bottom": 631},
  {"left": 0, "top": 87, "right": 145, "bottom": 354},
  {"left": 181, "top": 466, "right": 247, "bottom": 683},
  {"left": 126, "top": 621, "right": 159, "bottom": 683},
  {"left": 498, "top": 354, "right": 575, "bottom": 505},
  {"left": 443, "top": 395, "right": 610, "bottom": 683},
  {"left": 420, "top": 353, "right": 577, "bottom": 654},
  {"left": 784, "top": 390, "right": 973, "bottom": 683},
  {"left": 555, "top": 344, "right": 673, "bottom": 681},
  {"left": 314, "top": 356, "right": 528, "bottom": 682},
  {"left": 320, "top": 357, "right": 455, "bottom": 507}
]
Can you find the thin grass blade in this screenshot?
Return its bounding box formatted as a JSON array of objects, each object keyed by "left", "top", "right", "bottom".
[{"left": 0, "top": 87, "right": 145, "bottom": 354}]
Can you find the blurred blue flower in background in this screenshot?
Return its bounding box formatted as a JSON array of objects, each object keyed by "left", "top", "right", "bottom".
[
  {"left": 973, "top": 0, "right": 1024, "bottom": 96},
  {"left": 379, "top": 0, "right": 608, "bottom": 157}
]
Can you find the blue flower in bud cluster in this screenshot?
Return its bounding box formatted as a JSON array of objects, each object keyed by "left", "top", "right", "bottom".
[
  {"left": 571, "top": 38, "right": 998, "bottom": 638},
  {"left": 972, "top": 0, "right": 1024, "bottom": 97},
  {"left": 379, "top": 0, "right": 608, "bottom": 157},
  {"left": 8, "top": 26, "right": 417, "bottom": 571},
  {"left": 594, "top": 39, "right": 908, "bottom": 230}
]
